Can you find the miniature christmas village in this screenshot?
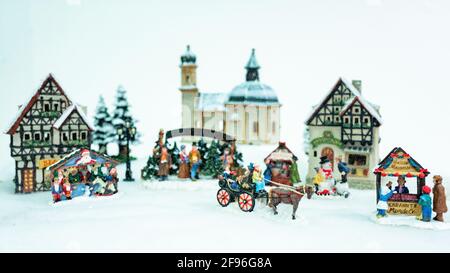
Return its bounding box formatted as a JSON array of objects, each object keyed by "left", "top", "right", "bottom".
[{"left": 3, "top": 46, "right": 447, "bottom": 226}]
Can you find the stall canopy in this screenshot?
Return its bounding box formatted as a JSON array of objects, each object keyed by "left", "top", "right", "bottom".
[
  {"left": 47, "top": 148, "right": 120, "bottom": 173},
  {"left": 264, "top": 142, "right": 296, "bottom": 163},
  {"left": 374, "top": 147, "right": 429, "bottom": 178}
]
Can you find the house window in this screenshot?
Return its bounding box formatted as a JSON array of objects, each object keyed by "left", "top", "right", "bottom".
[
  {"left": 23, "top": 133, "right": 31, "bottom": 141},
  {"left": 81, "top": 132, "right": 87, "bottom": 140},
  {"left": 354, "top": 108, "right": 360, "bottom": 113},
  {"left": 335, "top": 116, "right": 340, "bottom": 122},
  {"left": 71, "top": 132, "right": 78, "bottom": 141},
  {"left": 253, "top": 122, "right": 258, "bottom": 133},
  {"left": 34, "top": 132, "right": 41, "bottom": 141},
  {"left": 314, "top": 151, "right": 317, "bottom": 157},
  {"left": 354, "top": 117, "right": 360, "bottom": 124},
  {"left": 44, "top": 132, "right": 50, "bottom": 142},
  {"left": 344, "top": 117, "right": 349, "bottom": 124},
  {"left": 62, "top": 133, "right": 68, "bottom": 142},
  {"left": 53, "top": 103, "right": 59, "bottom": 111},
  {"left": 335, "top": 107, "right": 339, "bottom": 113},
  {"left": 364, "top": 117, "right": 369, "bottom": 124},
  {"left": 44, "top": 103, "right": 50, "bottom": 112}
]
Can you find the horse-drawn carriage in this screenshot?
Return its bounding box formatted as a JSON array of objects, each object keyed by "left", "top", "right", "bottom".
[{"left": 216, "top": 170, "right": 269, "bottom": 212}]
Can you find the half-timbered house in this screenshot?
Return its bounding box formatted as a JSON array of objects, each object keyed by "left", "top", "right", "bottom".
[
  {"left": 304, "top": 78, "right": 382, "bottom": 187},
  {"left": 5, "top": 74, "right": 93, "bottom": 193}
]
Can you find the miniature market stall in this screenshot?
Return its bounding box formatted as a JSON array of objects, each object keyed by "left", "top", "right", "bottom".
[
  {"left": 47, "top": 148, "right": 120, "bottom": 201},
  {"left": 374, "top": 147, "right": 429, "bottom": 216},
  {"left": 264, "top": 142, "right": 298, "bottom": 186}
]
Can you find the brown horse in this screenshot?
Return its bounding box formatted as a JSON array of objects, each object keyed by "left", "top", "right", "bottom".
[{"left": 268, "top": 185, "right": 314, "bottom": 220}]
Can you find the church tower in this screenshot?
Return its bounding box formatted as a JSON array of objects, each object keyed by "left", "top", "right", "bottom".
[{"left": 179, "top": 45, "right": 199, "bottom": 139}]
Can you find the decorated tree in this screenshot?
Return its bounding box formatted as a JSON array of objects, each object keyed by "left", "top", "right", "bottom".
[
  {"left": 141, "top": 129, "right": 165, "bottom": 180},
  {"left": 112, "top": 85, "right": 139, "bottom": 157},
  {"left": 92, "top": 95, "right": 115, "bottom": 154},
  {"left": 202, "top": 140, "right": 224, "bottom": 178}
]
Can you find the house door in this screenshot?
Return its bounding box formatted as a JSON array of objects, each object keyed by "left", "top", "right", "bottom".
[
  {"left": 22, "top": 169, "right": 34, "bottom": 193},
  {"left": 321, "top": 147, "right": 334, "bottom": 170}
]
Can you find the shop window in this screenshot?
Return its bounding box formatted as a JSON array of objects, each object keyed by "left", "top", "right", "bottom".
[{"left": 348, "top": 154, "right": 367, "bottom": 166}]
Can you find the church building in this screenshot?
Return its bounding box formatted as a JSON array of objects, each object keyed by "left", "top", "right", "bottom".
[{"left": 179, "top": 46, "right": 281, "bottom": 144}]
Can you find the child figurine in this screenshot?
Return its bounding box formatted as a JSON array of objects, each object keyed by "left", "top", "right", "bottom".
[
  {"left": 189, "top": 143, "right": 202, "bottom": 181},
  {"left": 62, "top": 178, "right": 72, "bottom": 200},
  {"left": 377, "top": 181, "right": 393, "bottom": 218},
  {"left": 432, "top": 175, "right": 447, "bottom": 222},
  {"left": 418, "top": 185, "right": 432, "bottom": 222},
  {"left": 252, "top": 165, "right": 265, "bottom": 193},
  {"left": 51, "top": 177, "right": 63, "bottom": 203},
  {"left": 312, "top": 167, "right": 324, "bottom": 194}
]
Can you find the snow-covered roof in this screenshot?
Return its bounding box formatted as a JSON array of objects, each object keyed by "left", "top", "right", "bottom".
[
  {"left": 226, "top": 81, "right": 279, "bottom": 105},
  {"left": 305, "top": 77, "right": 380, "bottom": 124},
  {"left": 5, "top": 74, "right": 72, "bottom": 135},
  {"left": 53, "top": 104, "right": 94, "bottom": 130},
  {"left": 339, "top": 96, "right": 383, "bottom": 124},
  {"left": 180, "top": 45, "right": 196, "bottom": 65},
  {"left": 197, "top": 92, "right": 227, "bottom": 112}
]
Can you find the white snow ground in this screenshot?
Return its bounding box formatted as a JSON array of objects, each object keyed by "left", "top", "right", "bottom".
[{"left": 1, "top": 145, "right": 450, "bottom": 252}]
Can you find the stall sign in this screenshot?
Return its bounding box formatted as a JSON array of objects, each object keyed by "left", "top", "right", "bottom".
[
  {"left": 311, "top": 131, "right": 343, "bottom": 148},
  {"left": 387, "top": 201, "right": 421, "bottom": 216},
  {"left": 38, "top": 158, "right": 59, "bottom": 169}
]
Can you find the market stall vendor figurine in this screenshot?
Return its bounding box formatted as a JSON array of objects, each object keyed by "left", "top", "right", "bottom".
[
  {"left": 418, "top": 185, "right": 432, "bottom": 222},
  {"left": 51, "top": 177, "right": 63, "bottom": 203},
  {"left": 289, "top": 155, "right": 301, "bottom": 185},
  {"left": 394, "top": 176, "right": 409, "bottom": 194},
  {"left": 178, "top": 145, "right": 190, "bottom": 179},
  {"left": 157, "top": 146, "right": 171, "bottom": 181},
  {"left": 377, "top": 181, "right": 393, "bottom": 218},
  {"left": 432, "top": 175, "right": 447, "bottom": 222},
  {"left": 189, "top": 142, "right": 202, "bottom": 181}
]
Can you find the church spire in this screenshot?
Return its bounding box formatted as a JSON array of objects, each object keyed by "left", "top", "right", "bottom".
[
  {"left": 180, "top": 45, "right": 196, "bottom": 65},
  {"left": 245, "top": 48, "right": 260, "bottom": 81}
]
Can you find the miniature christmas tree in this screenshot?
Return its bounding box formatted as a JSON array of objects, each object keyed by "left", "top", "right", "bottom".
[
  {"left": 141, "top": 129, "right": 166, "bottom": 180},
  {"left": 197, "top": 138, "right": 208, "bottom": 171},
  {"left": 202, "top": 140, "right": 224, "bottom": 178},
  {"left": 112, "top": 85, "right": 139, "bottom": 157},
  {"left": 92, "top": 95, "right": 115, "bottom": 154}
]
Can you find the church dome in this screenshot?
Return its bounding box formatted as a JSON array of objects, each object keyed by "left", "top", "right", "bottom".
[
  {"left": 228, "top": 81, "right": 279, "bottom": 104},
  {"left": 227, "top": 49, "right": 279, "bottom": 105},
  {"left": 180, "top": 45, "right": 196, "bottom": 65}
]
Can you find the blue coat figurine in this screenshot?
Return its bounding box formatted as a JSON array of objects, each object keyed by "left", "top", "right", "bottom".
[{"left": 418, "top": 185, "right": 432, "bottom": 222}]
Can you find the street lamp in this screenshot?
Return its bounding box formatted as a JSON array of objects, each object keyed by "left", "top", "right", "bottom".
[{"left": 117, "top": 120, "right": 136, "bottom": 181}]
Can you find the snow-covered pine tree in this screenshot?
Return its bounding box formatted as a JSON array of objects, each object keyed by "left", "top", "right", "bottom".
[
  {"left": 112, "top": 85, "right": 139, "bottom": 157},
  {"left": 92, "top": 95, "right": 115, "bottom": 154},
  {"left": 141, "top": 130, "right": 164, "bottom": 180},
  {"left": 197, "top": 138, "right": 208, "bottom": 171},
  {"left": 202, "top": 140, "right": 224, "bottom": 178}
]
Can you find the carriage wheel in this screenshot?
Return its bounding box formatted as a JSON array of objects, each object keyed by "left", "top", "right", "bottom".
[
  {"left": 238, "top": 192, "right": 255, "bottom": 212},
  {"left": 217, "top": 189, "right": 231, "bottom": 207}
]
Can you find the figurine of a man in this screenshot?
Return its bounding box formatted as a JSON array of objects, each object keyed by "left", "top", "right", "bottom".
[
  {"left": 189, "top": 143, "right": 202, "bottom": 181},
  {"left": 335, "top": 156, "right": 350, "bottom": 198},
  {"left": 377, "top": 181, "right": 394, "bottom": 218},
  {"left": 432, "top": 175, "right": 447, "bottom": 222},
  {"left": 157, "top": 146, "right": 171, "bottom": 181}
]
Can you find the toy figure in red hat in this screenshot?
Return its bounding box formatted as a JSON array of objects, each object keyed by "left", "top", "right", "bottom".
[
  {"left": 76, "top": 149, "right": 96, "bottom": 165},
  {"left": 418, "top": 185, "right": 432, "bottom": 222}
]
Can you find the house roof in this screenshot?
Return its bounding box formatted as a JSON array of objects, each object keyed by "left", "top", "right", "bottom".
[
  {"left": 305, "top": 77, "right": 362, "bottom": 125},
  {"left": 46, "top": 148, "right": 120, "bottom": 172},
  {"left": 339, "top": 96, "right": 383, "bottom": 124},
  {"left": 5, "top": 74, "right": 71, "bottom": 135},
  {"left": 53, "top": 104, "right": 94, "bottom": 131},
  {"left": 197, "top": 92, "right": 227, "bottom": 112},
  {"left": 264, "top": 142, "right": 297, "bottom": 162}
]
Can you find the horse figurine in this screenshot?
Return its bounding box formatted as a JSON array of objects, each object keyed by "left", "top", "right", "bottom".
[{"left": 268, "top": 185, "right": 314, "bottom": 220}]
